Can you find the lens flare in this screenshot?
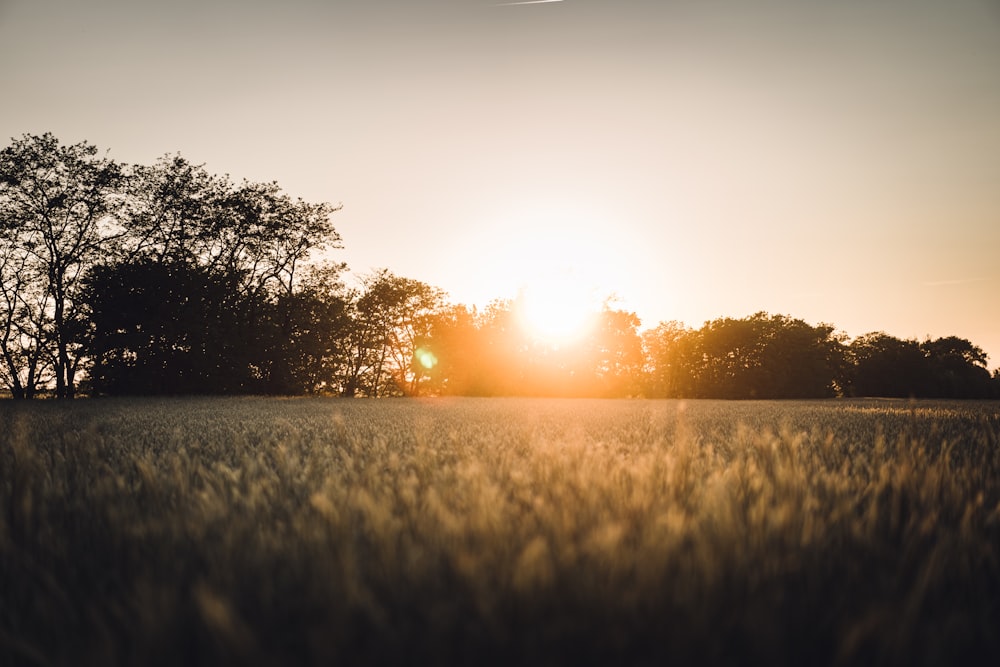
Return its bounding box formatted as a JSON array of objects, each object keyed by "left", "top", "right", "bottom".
[{"left": 415, "top": 347, "right": 438, "bottom": 369}]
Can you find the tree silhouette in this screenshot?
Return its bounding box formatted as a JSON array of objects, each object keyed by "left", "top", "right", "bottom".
[
  {"left": 0, "top": 133, "right": 126, "bottom": 398},
  {"left": 122, "top": 155, "right": 228, "bottom": 265},
  {"left": 84, "top": 260, "right": 264, "bottom": 394},
  {"left": 124, "top": 154, "right": 342, "bottom": 299},
  {"left": 259, "top": 263, "right": 353, "bottom": 395},
  {"left": 920, "top": 336, "right": 993, "bottom": 398},
  {"left": 641, "top": 314, "right": 845, "bottom": 399},
  {"left": 337, "top": 270, "right": 446, "bottom": 397},
  {"left": 0, "top": 238, "right": 50, "bottom": 398},
  {"left": 590, "top": 306, "right": 644, "bottom": 397},
  {"left": 844, "top": 333, "right": 993, "bottom": 398},
  {"left": 642, "top": 321, "right": 695, "bottom": 398},
  {"left": 4, "top": 133, "right": 999, "bottom": 400},
  {"left": 846, "top": 333, "right": 924, "bottom": 397}
]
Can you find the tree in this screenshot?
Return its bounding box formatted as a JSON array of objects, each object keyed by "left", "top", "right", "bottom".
[
  {"left": 578, "top": 307, "right": 644, "bottom": 397},
  {"left": 0, "top": 239, "right": 50, "bottom": 398},
  {"left": 844, "top": 333, "right": 994, "bottom": 398},
  {"left": 0, "top": 133, "right": 125, "bottom": 398},
  {"left": 846, "top": 333, "right": 930, "bottom": 397},
  {"left": 203, "top": 180, "right": 342, "bottom": 299},
  {"left": 755, "top": 316, "right": 844, "bottom": 399},
  {"left": 641, "top": 314, "right": 844, "bottom": 399},
  {"left": 411, "top": 298, "right": 528, "bottom": 397},
  {"left": 83, "top": 259, "right": 270, "bottom": 395},
  {"left": 407, "top": 303, "right": 481, "bottom": 396},
  {"left": 260, "top": 263, "right": 353, "bottom": 395},
  {"left": 642, "top": 321, "right": 696, "bottom": 398},
  {"left": 83, "top": 259, "right": 357, "bottom": 397},
  {"left": 121, "top": 155, "right": 228, "bottom": 265},
  {"left": 338, "top": 270, "right": 447, "bottom": 397},
  {"left": 919, "top": 336, "right": 992, "bottom": 398},
  {"left": 73, "top": 146, "right": 345, "bottom": 396},
  {"left": 125, "top": 156, "right": 343, "bottom": 299}
]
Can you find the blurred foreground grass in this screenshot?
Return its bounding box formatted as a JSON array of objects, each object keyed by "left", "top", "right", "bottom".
[{"left": 1, "top": 397, "right": 999, "bottom": 666}]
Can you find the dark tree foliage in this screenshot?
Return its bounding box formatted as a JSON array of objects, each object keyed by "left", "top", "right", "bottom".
[
  {"left": 83, "top": 260, "right": 265, "bottom": 395},
  {"left": 0, "top": 133, "right": 345, "bottom": 398},
  {"left": 261, "top": 266, "right": 353, "bottom": 395},
  {"left": 845, "top": 333, "right": 993, "bottom": 398},
  {"left": 920, "top": 336, "right": 994, "bottom": 398},
  {"left": 643, "top": 317, "right": 995, "bottom": 400},
  {"left": 847, "top": 333, "right": 927, "bottom": 398},
  {"left": 83, "top": 260, "right": 355, "bottom": 396},
  {"left": 643, "top": 313, "right": 845, "bottom": 399}
]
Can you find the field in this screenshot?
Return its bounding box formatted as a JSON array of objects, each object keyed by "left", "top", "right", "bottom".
[{"left": 1, "top": 397, "right": 999, "bottom": 666}]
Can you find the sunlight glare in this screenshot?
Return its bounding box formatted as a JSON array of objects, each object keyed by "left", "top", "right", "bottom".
[{"left": 517, "top": 273, "right": 600, "bottom": 345}]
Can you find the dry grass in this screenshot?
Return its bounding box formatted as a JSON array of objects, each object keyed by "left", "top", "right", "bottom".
[{"left": 1, "top": 397, "right": 999, "bottom": 666}]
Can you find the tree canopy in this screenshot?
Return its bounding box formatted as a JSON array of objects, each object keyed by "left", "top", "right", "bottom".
[{"left": 2, "top": 133, "right": 997, "bottom": 399}]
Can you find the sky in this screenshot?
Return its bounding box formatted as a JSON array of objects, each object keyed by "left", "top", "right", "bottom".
[{"left": 2, "top": 0, "right": 999, "bottom": 367}]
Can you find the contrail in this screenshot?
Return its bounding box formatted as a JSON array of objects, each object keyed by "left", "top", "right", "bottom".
[{"left": 494, "top": 0, "right": 565, "bottom": 6}]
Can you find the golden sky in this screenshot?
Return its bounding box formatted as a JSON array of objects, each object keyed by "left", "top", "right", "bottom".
[{"left": 2, "top": 0, "right": 999, "bottom": 366}]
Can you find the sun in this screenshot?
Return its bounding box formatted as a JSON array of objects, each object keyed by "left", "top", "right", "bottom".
[{"left": 516, "top": 272, "right": 601, "bottom": 345}]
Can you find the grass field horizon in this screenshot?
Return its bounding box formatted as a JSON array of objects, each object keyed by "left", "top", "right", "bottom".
[{"left": 2, "top": 396, "right": 999, "bottom": 666}]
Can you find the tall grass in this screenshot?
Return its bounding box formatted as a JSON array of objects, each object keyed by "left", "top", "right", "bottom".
[{"left": 1, "top": 397, "right": 998, "bottom": 666}]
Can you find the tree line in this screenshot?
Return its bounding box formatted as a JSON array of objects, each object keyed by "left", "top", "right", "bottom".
[
  {"left": 643, "top": 316, "right": 997, "bottom": 399},
  {"left": 2, "top": 133, "right": 998, "bottom": 399}
]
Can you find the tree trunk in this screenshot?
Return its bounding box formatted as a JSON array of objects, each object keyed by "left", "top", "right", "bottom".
[
  {"left": 51, "top": 274, "right": 75, "bottom": 399},
  {"left": 2, "top": 355, "right": 24, "bottom": 399}
]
